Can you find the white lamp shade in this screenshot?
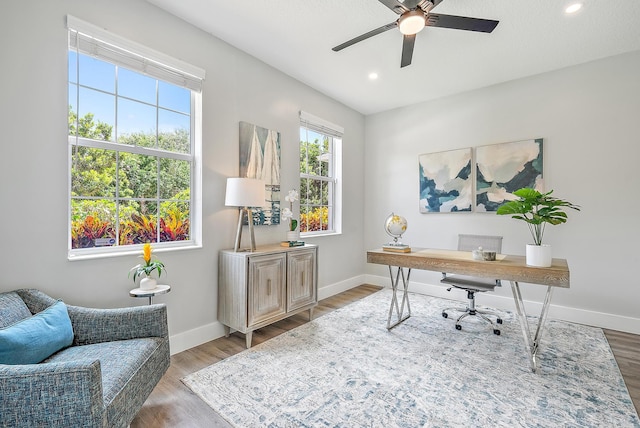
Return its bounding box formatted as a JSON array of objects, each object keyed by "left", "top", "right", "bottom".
[{"left": 225, "top": 178, "right": 266, "bottom": 207}]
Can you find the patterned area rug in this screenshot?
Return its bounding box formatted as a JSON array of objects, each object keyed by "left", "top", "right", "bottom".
[{"left": 183, "top": 290, "right": 640, "bottom": 427}]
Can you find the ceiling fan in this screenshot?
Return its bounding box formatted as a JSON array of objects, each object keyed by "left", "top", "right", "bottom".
[{"left": 332, "top": 0, "right": 499, "bottom": 68}]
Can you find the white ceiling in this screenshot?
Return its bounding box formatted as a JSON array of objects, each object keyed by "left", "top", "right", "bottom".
[{"left": 146, "top": 0, "right": 640, "bottom": 115}]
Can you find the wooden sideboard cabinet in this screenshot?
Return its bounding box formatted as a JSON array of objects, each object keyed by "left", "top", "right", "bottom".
[{"left": 218, "top": 244, "right": 318, "bottom": 348}]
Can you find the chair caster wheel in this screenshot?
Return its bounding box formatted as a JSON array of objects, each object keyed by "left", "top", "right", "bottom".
[
  {"left": 497, "top": 318, "right": 503, "bottom": 324},
  {"left": 494, "top": 329, "right": 501, "bottom": 335},
  {"left": 455, "top": 324, "right": 462, "bottom": 331},
  {"left": 442, "top": 312, "right": 448, "bottom": 318}
]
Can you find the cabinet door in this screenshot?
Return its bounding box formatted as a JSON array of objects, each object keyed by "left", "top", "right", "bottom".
[
  {"left": 287, "top": 249, "right": 317, "bottom": 311},
  {"left": 247, "top": 253, "right": 286, "bottom": 327}
]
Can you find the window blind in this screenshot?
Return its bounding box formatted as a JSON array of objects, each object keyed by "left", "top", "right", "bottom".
[
  {"left": 67, "top": 15, "right": 205, "bottom": 92},
  {"left": 300, "top": 111, "right": 344, "bottom": 138}
]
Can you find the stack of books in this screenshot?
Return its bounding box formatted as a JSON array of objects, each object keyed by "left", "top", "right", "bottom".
[
  {"left": 382, "top": 244, "right": 411, "bottom": 253},
  {"left": 281, "top": 241, "right": 305, "bottom": 247}
]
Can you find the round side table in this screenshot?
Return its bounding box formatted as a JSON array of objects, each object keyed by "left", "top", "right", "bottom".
[{"left": 129, "top": 284, "right": 171, "bottom": 305}]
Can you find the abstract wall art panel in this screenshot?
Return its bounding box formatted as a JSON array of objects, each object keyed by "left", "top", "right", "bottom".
[
  {"left": 475, "top": 138, "right": 543, "bottom": 212},
  {"left": 239, "top": 121, "right": 281, "bottom": 225},
  {"left": 419, "top": 148, "right": 473, "bottom": 213}
]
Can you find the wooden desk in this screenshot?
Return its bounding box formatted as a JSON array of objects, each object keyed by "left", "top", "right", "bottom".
[{"left": 367, "top": 248, "right": 570, "bottom": 372}]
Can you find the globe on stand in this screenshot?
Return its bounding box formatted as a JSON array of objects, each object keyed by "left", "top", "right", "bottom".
[{"left": 383, "top": 213, "right": 411, "bottom": 253}]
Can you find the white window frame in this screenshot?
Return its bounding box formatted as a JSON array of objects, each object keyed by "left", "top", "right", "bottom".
[
  {"left": 67, "top": 16, "right": 205, "bottom": 260},
  {"left": 299, "top": 111, "right": 343, "bottom": 237}
]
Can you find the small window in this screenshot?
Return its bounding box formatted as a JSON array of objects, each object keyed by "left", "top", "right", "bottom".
[
  {"left": 299, "top": 111, "right": 343, "bottom": 236},
  {"left": 67, "top": 16, "right": 204, "bottom": 258}
]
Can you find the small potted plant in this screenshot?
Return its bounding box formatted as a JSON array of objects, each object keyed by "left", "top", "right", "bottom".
[
  {"left": 281, "top": 189, "right": 300, "bottom": 242},
  {"left": 496, "top": 188, "right": 580, "bottom": 267},
  {"left": 129, "top": 243, "right": 166, "bottom": 290}
]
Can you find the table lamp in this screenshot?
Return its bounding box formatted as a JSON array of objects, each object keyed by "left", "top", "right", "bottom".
[{"left": 225, "top": 177, "right": 265, "bottom": 252}]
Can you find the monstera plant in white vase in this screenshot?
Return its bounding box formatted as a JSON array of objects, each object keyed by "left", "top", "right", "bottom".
[{"left": 497, "top": 188, "right": 580, "bottom": 267}]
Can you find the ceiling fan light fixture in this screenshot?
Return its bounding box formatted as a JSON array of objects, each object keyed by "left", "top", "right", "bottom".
[{"left": 398, "top": 10, "right": 426, "bottom": 35}]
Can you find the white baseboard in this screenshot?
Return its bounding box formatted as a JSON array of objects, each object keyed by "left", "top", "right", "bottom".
[
  {"left": 168, "top": 274, "right": 640, "bottom": 354},
  {"left": 317, "top": 274, "right": 368, "bottom": 301},
  {"left": 169, "top": 320, "right": 227, "bottom": 355},
  {"left": 363, "top": 274, "right": 640, "bottom": 335}
]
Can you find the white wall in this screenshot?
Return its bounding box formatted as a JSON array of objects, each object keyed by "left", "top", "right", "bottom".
[
  {"left": 0, "top": 0, "right": 366, "bottom": 353},
  {"left": 364, "top": 50, "right": 640, "bottom": 334}
]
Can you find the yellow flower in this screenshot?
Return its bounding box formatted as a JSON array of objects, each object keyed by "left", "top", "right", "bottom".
[
  {"left": 143, "top": 243, "right": 152, "bottom": 265},
  {"left": 129, "top": 243, "right": 166, "bottom": 283}
]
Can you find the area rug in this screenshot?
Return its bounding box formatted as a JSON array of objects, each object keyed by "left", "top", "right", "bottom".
[{"left": 183, "top": 290, "right": 640, "bottom": 427}]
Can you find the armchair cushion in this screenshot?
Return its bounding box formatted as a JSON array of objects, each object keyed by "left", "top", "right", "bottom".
[
  {"left": 45, "top": 337, "right": 169, "bottom": 427},
  {"left": 0, "top": 300, "right": 74, "bottom": 365}
]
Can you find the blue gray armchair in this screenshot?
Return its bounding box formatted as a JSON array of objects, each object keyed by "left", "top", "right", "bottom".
[{"left": 0, "top": 289, "right": 170, "bottom": 427}]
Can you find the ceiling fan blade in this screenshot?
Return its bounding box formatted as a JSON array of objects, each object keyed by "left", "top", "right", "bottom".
[
  {"left": 400, "top": 34, "right": 416, "bottom": 68},
  {"left": 426, "top": 13, "right": 499, "bottom": 33},
  {"left": 377, "top": 0, "right": 410, "bottom": 15},
  {"left": 332, "top": 22, "right": 397, "bottom": 52}
]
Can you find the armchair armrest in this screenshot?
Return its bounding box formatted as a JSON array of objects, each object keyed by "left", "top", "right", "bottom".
[
  {"left": 69, "top": 304, "right": 168, "bottom": 345},
  {"left": 0, "top": 360, "right": 104, "bottom": 427}
]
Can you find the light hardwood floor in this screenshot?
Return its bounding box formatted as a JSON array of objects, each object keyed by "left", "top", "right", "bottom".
[{"left": 131, "top": 284, "right": 640, "bottom": 427}]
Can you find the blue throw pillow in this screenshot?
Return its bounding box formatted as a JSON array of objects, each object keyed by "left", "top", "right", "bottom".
[{"left": 0, "top": 300, "right": 74, "bottom": 365}]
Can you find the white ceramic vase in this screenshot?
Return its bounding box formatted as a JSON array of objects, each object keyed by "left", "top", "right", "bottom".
[
  {"left": 140, "top": 276, "right": 157, "bottom": 290},
  {"left": 526, "top": 244, "right": 552, "bottom": 267},
  {"left": 286, "top": 230, "right": 299, "bottom": 242}
]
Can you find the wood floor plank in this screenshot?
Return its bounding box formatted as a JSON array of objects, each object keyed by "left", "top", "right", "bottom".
[
  {"left": 131, "top": 285, "right": 640, "bottom": 426},
  {"left": 604, "top": 328, "right": 640, "bottom": 414}
]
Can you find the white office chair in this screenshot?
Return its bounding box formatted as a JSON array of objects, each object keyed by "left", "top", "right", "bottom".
[{"left": 441, "top": 234, "right": 503, "bottom": 335}]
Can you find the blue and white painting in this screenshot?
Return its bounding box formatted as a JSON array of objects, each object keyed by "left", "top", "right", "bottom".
[
  {"left": 419, "top": 148, "right": 472, "bottom": 213},
  {"left": 475, "top": 138, "right": 543, "bottom": 212},
  {"left": 239, "top": 121, "right": 281, "bottom": 225}
]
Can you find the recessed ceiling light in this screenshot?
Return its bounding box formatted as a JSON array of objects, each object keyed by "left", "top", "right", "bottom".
[
  {"left": 368, "top": 72, "right": 378, "bottom": 80},
  {"left": 565, "top": 3, "right": 583, "bottom": 14}
]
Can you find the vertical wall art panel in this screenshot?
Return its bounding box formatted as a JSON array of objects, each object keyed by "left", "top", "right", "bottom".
[
  {"left": 419, "top": 148, "right": 473, "bottom": 213},
  {"left": 239, "top": 121, "right": 281, "bottom": 225},
  {"left": 475, "top": 138, "right": 543, "bottom": 212}
]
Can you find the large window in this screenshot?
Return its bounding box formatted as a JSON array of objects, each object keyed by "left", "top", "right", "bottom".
[
  {"left": 299, "top": 111, "right": 342, "bottom": 236},
  {"left": 67, "top": 16, "right": 204, "bottom": 258}
]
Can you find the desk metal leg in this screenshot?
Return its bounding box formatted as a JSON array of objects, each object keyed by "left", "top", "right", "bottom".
[
  {"left": 387, "top": 265, "right": 412, "bottom": 330},
  {"left": 510, "top": 281, "right": 554, "bottom": 373}
]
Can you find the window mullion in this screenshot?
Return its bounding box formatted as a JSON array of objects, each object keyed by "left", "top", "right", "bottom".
[
  {"left": 155, "top": 77, "right": 161, "bottom": 243},
  {"left": 300, "top": 173, "right": 332, "bottom": 182},
  {"left": 156, "top": 156, "right": 161, "bottom": 243},
  {"left": 71, "top": 136, "right": 191, "bottom": 161},
  {"left": 115, "top": 150, "right": 120, "bottom": 245}
]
